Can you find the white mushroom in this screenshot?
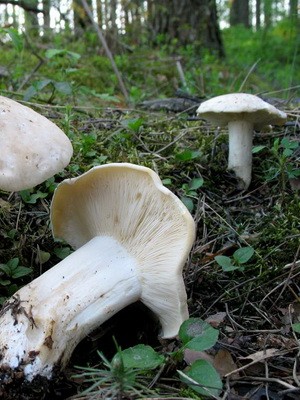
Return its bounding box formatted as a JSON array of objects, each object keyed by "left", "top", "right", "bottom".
[
  {"left": 0, "top": 163, "right": 195, "bottom": 380},
  {"left": 197, "top": 93, "right": 287, "bottom": 190},
  {"left": 0, "top": 96, "right": 73, "bottom": 191}
]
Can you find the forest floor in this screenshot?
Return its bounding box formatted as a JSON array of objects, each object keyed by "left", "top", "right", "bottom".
[{"left": 0, "top": 95, "right": 300, "bottom": 400}]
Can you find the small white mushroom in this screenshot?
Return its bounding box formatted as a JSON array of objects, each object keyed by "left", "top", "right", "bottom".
[
  {"left": 0, "top": 96, "right": 73, "bottom": 191},
  {"left": 197, "top": 93, "right": 287, "bottom": 190},
  {"left": 0, "top": 163, "right": 195, "bottom": 380}
]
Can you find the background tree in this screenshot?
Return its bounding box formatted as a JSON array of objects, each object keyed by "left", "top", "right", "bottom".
[
  {"left": 147, "top": 0, "right": 224, "bottom": 57},
  {"left": 229, "top": 0, "right": 250, "bottom": 28}
]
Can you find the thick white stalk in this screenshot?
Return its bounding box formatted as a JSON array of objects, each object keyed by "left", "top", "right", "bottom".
[
  {"left": 227, "top": 120, "right": 253, "bottom": 190},
  {"left": 0, "top": 236, "right": 141, "bottom": 380}
]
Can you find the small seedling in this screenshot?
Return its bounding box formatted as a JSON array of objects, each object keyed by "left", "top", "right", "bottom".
[
  {"left": 180, "top": 177, "right": 204, "bottom": 212},
  {"left": 20, "top": 188, "right": 48, "bottom": 204},
  {"left": 74, "top": 318, "right": 222, "bottom": 398},
  {"left": 215, "top": 246, "right": 254, "bottom": 272},
  {"left": 74, "top": 342, "right": 164, "bottom": 398},
  {"left": 253, "top": 138, "right": 300, "bottom": 190},
  {"left": 176, "top": 318, "right": 223, "bottom": 398}
]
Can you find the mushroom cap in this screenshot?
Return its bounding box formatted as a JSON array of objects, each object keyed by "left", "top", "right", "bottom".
[
  {"left": 197, "top": 93, "right": 287, "bottom": 129},
  {"left": 0, "top": 96, "right": 73, "bottom": 191},
  {"left": 50, "top": 163, "right": 196, "bottom": 338}
]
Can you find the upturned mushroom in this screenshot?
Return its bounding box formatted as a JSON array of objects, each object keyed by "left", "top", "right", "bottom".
[
  {"left": 197, "top": 93, "right": 287, "bottom": 190},
  {"left": 0, "top": 96, "right": 73, "bottom": 191},
  {"left": 0, "top": 163, "right": 195, "bottom": 380}
]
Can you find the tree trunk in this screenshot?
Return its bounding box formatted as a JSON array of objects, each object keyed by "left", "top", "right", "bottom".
[
  {"left": 264, "top": 0, "right": 272, "bottom": 27},
  {"left": 43, "top": 0, "right": 51, "bottom": 32},
  {"left": 24, "top": 0, "right": 39, "bottom": 36},
  {"left": 256, "top": 0, "right": 261, "bottom": 29},
  {"left": 73, "top": 0, "right": 92, "bottom": 35},
  {"left": 148, "top": 0, "right": 224, "bottom": 57},
  {"left": 230, "top": 0, "right": 250, "bottom": 28},
  {"left": 289, "top": 0, "right": 298, "bottom": 20}
]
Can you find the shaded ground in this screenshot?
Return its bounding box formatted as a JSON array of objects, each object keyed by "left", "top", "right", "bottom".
[{"left": 0, "top": 99, "right": 299, "bottom": 399}]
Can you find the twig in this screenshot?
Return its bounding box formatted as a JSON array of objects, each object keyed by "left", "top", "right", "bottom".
[
  {"left": 259, "top": 249, "right": 300, "bottom": 308},
  {"left": 239, "top": 59, "right": 261, "bottom": 92},
  {"left": 175, "top": 59, "right": 188, "bottom": 89},
  {"left": 80, "top": 0, "right": 129, "bottom": 104},
  {"left": 224, "top": 348, "right": 296, "bottom": 378},
  {"left": 240, "top": 376, "right": 299, "bottom": 391}
]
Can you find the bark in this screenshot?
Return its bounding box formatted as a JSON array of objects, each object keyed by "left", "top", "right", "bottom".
[
  {"left": 148, "top": 0, "right": 224, "bottom": 57},
  {"left": 256, "top": 0, "right": 261, "bottom": 29},
  {"left": 73, "top": 0, "right": 92, "bottom": 34},
  {"left": 289, "top": 0, "right": 298, "bottom": 20},
  {"left": 42, "top": 0, "right": 50, "bottom": 31},
  {"left": 264, "top": 0, "right": 272, "bottom": 27},
  {"left": 0, "top": 0, "right": 42, "bottom": 13},
  {"left": 230, "top": 0, "right": 250, "bottom": 28}
]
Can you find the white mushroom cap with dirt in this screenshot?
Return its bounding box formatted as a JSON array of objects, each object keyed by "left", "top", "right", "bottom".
[
  {"left": 0, "top": 163, "right": 195, "bottom": 380},
  {"left": 0, "top": 95, "right": 73, "bottom": 192}
]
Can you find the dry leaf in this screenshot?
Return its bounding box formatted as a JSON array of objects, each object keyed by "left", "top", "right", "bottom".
[
  {"left": 205, "top": 312, "right": 227, "bottom": 328},
  {"left": 213, "top": 349, "right": 238, "bottom": 378},
  {"left": 240, "top": 348, "right": 278, "bottom": 362},
  {"left": 183, "top": 349, "right": 214, "bottom": 365}
]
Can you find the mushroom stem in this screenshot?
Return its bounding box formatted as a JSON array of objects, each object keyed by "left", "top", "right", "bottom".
[
  {"left": 227, "top": 120, "right": 253, "bottom": 190},
  {"left": 0, "top": 236, "right": 141, "bottom": 380}
]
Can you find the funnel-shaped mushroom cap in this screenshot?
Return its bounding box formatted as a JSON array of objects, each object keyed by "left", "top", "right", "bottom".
[
  {"left": 0, "top": 96, "right": 73, "bottom": 191},
  {"left": 197, "top": 93, "right": 287, "bottom": 129},
  {"left": 51, "top": 163, "right": 196, "bottom": 338}
]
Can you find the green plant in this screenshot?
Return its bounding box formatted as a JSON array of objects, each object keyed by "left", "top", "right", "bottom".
[
  {"left": 254, "top": 137, "right": 300, "bottom": 190},
  {"left": 176, "top": 318, "right": 223, "bottom": 398},
  {"left": 20, "top": 188, "right": 48, "bottom": 204},
  {"left": 74, "top": 318, "right": 222, "bottom": 399},
  {"left": 180, "top": 176, "right": 204, "bottom": 212},
  {"left": 0, "top": 27, "right": 23, "bottom": 52},
  {"left": 73, "top": 342, "right": 164, "bottom": 398},
  {"left": 24, "top": 48, "right": 81, "bottom": 102},
  {"left": 215, "top": 246, "right": 255, "bottom": 272},
  {"left": 0, "top": 258, "right": 32, "bottom": 304},
  {"left": 292, "top": 323, "right": 300, "bottom": 333}
]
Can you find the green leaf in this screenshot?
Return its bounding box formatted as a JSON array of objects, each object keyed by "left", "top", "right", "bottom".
[
  {"left": 113, "top": 344, "right": 164, "bottom": 371},
  {"left": 181, "top": 196, "right": 194, "bottom": 212},
  {"left": 162, "top": 178, "right": 172, "bottom": 186},
  {"left": 283, "top": 148, "right": 294, "bottom": 157},
  {"left": 215, "top": 255, "right": 235, "bottom": 270},
  {"left": 281, "top": 138, "right": 298, "bottom": 150},
  {"left": 0, "top": 279, "right": 11, "bottom": 286},
  {"left": 292, "top": 323, "right": 300, "bottom": 333},
  {"left": 7, "top": 257, "right": 19, "bottom": 269},
  {"left": 20, "top": 190, "right": 48, "bottom": 204},
  {"left": 0, "top": 264, "right": 12, "bottom": 276},
  {"left": 175, "top": 149, "right": 202, "bottom": 162},
  {"left": 0, "top": 258, "right": 19, "bottom": 277},
  {"left": 233, "top": 246, "right": 254, "bottom": 264},
  {"left": 179, "top": 359, "right": 223, "bottom": 397},
  {"left": 189, "top": 177, "right": 204, "bottom": 190},
  {"left": 1, "top": 28, "right": 23, "bottom": 52},
  {"left": 11, "top": 266, "right": 32, "bottom": 279},
  {"left": 287, "top": 168, "right": 300, "bottom": 179},
  {"left": 23, "top": 79, "right": 53, "bottom": 101},
  {"left": 45, "top": 48, "right": 81, "bottom": 61},
  {"left": 54, "top": 247, "right": 72, "bottom": 260},
  {"left": 179, "top": 318, "right": 219, "bottom": 351},
  {"left": 124, "top": 118, "right": 144, "bottom": 132},
  {"left": 54, "top": 81, "right": 73, "bottom": 95},
  {"left": 252, "top": 145, "right": 266, "bottom": 153}
]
